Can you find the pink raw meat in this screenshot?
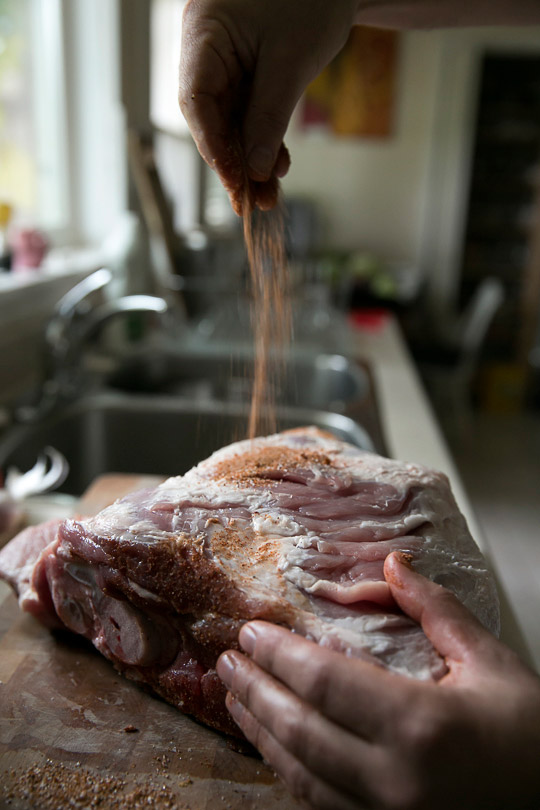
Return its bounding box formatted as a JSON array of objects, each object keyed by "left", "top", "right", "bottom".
[{"left": 0, "top": 427, "right": 499, "bottom": 736}]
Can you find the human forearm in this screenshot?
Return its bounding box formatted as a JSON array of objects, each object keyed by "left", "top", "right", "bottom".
[{"left": 354, "top": 0, "right": 540, "bottom": 29}]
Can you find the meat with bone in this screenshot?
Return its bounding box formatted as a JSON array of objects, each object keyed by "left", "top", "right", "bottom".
[{"left": 0, "top": 427, "right": 499, "bottom": 736}]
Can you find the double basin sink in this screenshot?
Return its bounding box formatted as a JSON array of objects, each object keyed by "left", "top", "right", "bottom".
[{"left": 0, "top": 348, "right": 386, "bottom": 496}]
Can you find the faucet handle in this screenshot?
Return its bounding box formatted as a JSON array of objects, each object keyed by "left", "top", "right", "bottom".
[
  {"left": 54, "top": 267, "right": 113, "bottom": 320},
  {"left": 45, "top": 268, "right": 113, "bottom": 352},
  {"left": 80, "top": 295, "right": 171, "bottom": 344}
]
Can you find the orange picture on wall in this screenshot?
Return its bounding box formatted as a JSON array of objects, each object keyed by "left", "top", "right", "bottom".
[{"left": 302, "top": 26, "right": 399, "bottom": 137}]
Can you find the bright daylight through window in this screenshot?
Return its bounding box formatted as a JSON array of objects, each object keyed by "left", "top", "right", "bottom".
[{"left": 0, "top": 0, "right": 68, "bottom": 244}]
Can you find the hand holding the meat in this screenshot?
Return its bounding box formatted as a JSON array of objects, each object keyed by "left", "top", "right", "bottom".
[
  {"left": 179, "top": 0, "right": 359, "bottom": 213},
  {"left": 217, "top": 552, "right": 540, "bottom": 810}
]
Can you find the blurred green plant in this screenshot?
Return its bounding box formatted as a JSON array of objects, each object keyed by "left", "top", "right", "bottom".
[{"left": 318, "top": 248, "right": 398, "bottom": 302}]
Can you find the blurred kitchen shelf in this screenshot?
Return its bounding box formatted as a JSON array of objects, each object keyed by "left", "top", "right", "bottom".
[{"left": 458, "top": 53, "right": 540, "bottom": 372}]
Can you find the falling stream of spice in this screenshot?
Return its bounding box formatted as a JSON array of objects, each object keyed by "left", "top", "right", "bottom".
[{"left": 242, "top": 183, "right": 291, "bottom": 439}]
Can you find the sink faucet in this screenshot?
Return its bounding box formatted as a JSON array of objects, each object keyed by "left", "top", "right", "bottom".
[
  {"left": 17, "top": 270, "right": 171, "bottom": 422},
  {"left": 44, "top": 268, "right": 113, "bottom": 360},
  {"left": 70, "top": 294, "right": 170, "bottom": 347},
  {"left": 51, "top": 293, "right": 170, "bottom": 393}
]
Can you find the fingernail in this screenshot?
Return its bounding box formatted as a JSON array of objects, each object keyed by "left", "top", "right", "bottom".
[
  {"left": 385, "top": 551, "right": 414, "bottom": 588},
  {"left": 247, "top": 146, "right": 274, "bottom": 180},
  {"left": 239, "top": 623, "right": 257, "bottom": 654},
  {"left": 216, "top": 652, "right": 237, "bottom": 685},
  {"left": 396, "top": 552, "right": 414, "bottom": 570},
  {"left": 225, "top": 692, "right": 244, "bottom": 723}
]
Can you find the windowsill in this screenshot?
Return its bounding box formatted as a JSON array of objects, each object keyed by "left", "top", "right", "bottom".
[
  {"left": 0, "top": 247, "right": 103, "bottom": 410},
  {"left": 0, "top": 247, "right": 102, "bottom": 294}
]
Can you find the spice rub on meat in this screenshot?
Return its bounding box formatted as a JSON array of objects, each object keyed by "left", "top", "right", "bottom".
[{"left": 0, "top": 427, "right": 500, "bottom": 737}]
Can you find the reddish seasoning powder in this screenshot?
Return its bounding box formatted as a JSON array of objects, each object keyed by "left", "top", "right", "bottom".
[
  {"left": 242, "top": 180, "right": 291, "bottom": 439},
  {"left": 1, "top": 760, "right": 186, "bottom": 809}
]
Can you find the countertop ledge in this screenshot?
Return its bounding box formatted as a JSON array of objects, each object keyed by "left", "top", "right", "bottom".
[{"left": 352, "top": 315, "right": 533, "bottom": 666}]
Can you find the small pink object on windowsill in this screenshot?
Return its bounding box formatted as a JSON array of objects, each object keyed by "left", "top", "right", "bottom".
[
  {"left": 348, "top": 308, "right": 391, "bottom": 333},
  {"left": 10, "top": 228, "right": 49, "bottom": 273}
]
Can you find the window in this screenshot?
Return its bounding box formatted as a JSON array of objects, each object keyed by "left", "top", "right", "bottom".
[
  {"left": 0, "top": 0, "right": 126, "bottom": 247},
  {"left": 150, "top": 0, "right": 188, "bottom": 137},
  {"left": 0, "top": 0, "right": 69, "bottom": 232},
  {"left": 150, "top": 0, "right": 235, "bottom": 233}
]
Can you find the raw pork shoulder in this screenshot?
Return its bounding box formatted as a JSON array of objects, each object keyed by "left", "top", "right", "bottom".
[{"left": 0, "top": 427, "right": 499, "bottom": 736}]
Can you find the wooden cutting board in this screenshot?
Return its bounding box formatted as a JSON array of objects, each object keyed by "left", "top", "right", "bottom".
[{"left": 0, "top": 474, "right": 302, "bottom": 809}]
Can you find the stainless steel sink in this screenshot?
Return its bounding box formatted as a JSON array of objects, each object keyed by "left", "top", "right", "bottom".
[
  {"left": 105, "top": 348, "right": 387, "bottom": 456},
  {"left": 0, "top": 343, "right": 388, "bottom": 496},
  {"left": 0, "top": 392, "right": 379, "bottom": 496},
  {"left": 107, "top": 349, "right": 371, "bottom": 412}
]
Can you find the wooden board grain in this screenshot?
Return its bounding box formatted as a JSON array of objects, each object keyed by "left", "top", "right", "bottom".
[{"left": 0, "top": 474, "right": 302, "bottom": 809}]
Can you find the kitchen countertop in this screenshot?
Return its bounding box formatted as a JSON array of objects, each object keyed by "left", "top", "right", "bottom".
[{"left": 351, "top": 313, "right": 533, "bottom": 664}]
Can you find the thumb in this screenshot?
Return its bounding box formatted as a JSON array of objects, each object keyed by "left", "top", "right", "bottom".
[
  {"left": 242, "top": 54, "right": 308, "bottom": 182},
  {"left": 384, "top": 552, "right": 496, "bottom": 665}
]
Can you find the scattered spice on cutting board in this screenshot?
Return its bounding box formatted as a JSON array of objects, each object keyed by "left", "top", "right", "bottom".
[{"left": 1, "top": 759, "right": 194, "bottom": 810}]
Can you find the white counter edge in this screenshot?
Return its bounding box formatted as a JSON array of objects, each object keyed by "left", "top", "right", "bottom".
[{"left": 352, "top": 316, "right": 533, "bottom": 664}]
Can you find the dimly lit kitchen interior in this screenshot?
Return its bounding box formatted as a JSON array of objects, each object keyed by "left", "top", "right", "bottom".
[{"left": 1, "top": 0, "right": 540, "bottom": 686}]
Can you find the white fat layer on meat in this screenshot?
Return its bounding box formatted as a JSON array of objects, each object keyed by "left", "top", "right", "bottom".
[
  {"left": 252, "top": 512, "right": 303, "bottom": 537},
  {"left": 201, "top": 520, "right": 307, "bottom": 606},
  {"left": 85, "top": 501, "right": 167, "bottom": 545},
  {"left": 295, "top": 612, "right": 444, "bottom": 680},
  {"left": 185, "top": 427, "right": 439, "bottom": 490},
  {"left": 151, "top": 477, "right": 273, "bottom": 512},
  {"left": 128, "top": 521, "right": 174, "bottom": 542},
  {"left": 127, "top": 578, "right": 164, "bottom": 603},
  {"left": 296, "top": 536, "right": 325, "bottom": 550}
]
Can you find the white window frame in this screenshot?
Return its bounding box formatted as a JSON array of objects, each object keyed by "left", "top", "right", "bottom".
[
  {"left": 9, "top": 0, "right": 126, "bottom": 246},
  {"left": 30, "top": 0, "right": 71, "bottom": 237}
]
